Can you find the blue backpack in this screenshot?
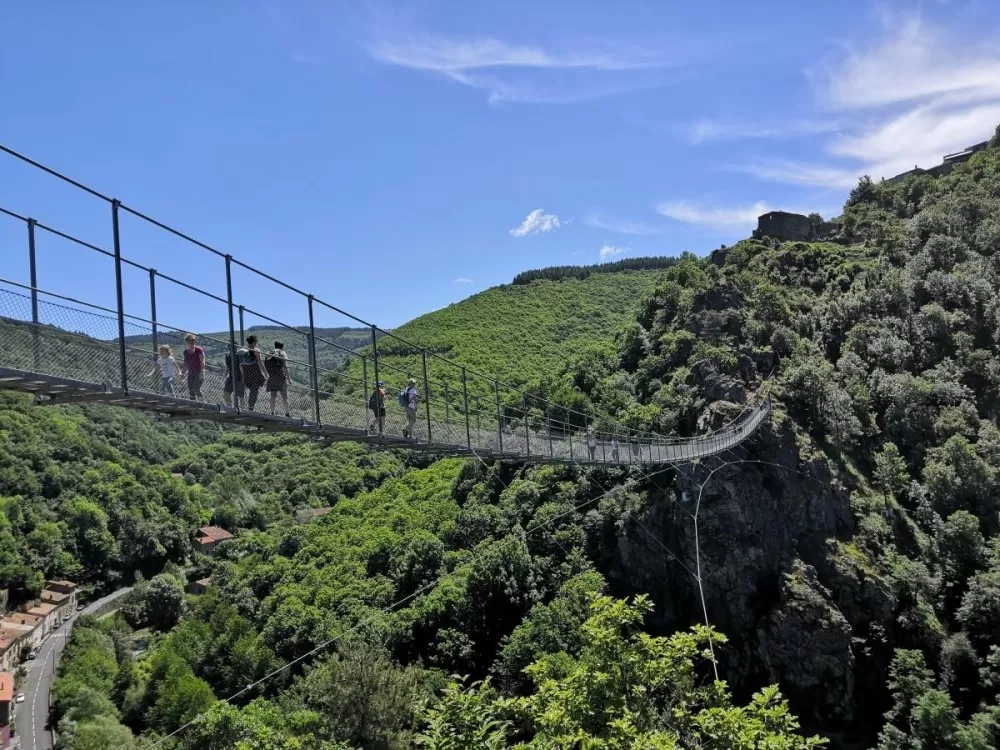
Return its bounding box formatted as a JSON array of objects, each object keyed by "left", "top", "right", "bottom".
[{"left": 398, "top": 389, "right": 409, "bottom": 408}]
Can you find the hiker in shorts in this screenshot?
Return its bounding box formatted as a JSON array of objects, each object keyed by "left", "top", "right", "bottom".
[
  {"left": 180, "top": 333, "right": 205, "bottom": 400},
  {"left": 240, "top": 334, "right": 268, "bottom": 411},
  {"left": 148, "top": 345, "right": 180, "bottom": 396},
  {"left": 401, "top": 378, "right": 418, "bottom": 439},
  {"left": 368, "top": 381, "right": 388, "bottom": 433},
  {"left": 587, "top": 428, "right": 597, "bottom": 461},
  {"left": 265, "top": 341, "right": 290, "bottom": 417}
]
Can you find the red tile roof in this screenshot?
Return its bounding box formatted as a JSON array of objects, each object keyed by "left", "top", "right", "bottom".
[
  {"left": 26, "top": 603, "right": 58, "bottom": 617},
  {"left": 0, "top": 672, "right": 13, "bottom": 703},
  {"left": 41, "top": 590, "right": 69, "bottom": 604},
  {"left": 196, "top": 526, "right": 234, "bottom": 543},
  {"left": 47, "top": 580, "right": 77, "bottom": 590}
]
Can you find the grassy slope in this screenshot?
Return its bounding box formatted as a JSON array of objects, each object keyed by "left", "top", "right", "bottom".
[{"left": 344, "top": 271, "right": 667, "bottom": 399}]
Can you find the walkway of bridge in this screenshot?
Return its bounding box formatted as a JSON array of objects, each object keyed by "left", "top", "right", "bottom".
[{"left": 0, "top": 144, "right": 771, "bottom": 465}]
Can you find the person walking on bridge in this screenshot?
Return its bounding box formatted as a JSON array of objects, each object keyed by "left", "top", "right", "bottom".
[
  {"left": 400, "top": 378, "right": 419, "bottom": 439},
  {"left": 369, "top": 381, "right": 388, "bottom": 433},
  {"left": 148, "top": 345, "right": 180, "bottom": 396},
  {"left": 587, "top": 429, "right": 597, "bottom": 461},
  {"left": 265, "top": 341, "right": 290, "bottom": 417},
  {"left": 180, "top": 333, "right": 205, "bottom": 400},
  {"left": 240, "top": 334, "right": 268, "bottom": 411}
]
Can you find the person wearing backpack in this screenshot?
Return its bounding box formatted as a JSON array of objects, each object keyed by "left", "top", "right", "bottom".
[
  {"left": 265, "top": 340, "right": 290, "bottom": 417},
  {"left": 400, "top": 378, "right": 418, "bottom": 439},
  {"left": 240, "top": 334, "right": 268, "bottom": 411},
  {"left": 223, "top": 346, "right": 245, "bottom": 409},
  {"left": 368, "top": 381, "right": 388, "bottom": 432}
]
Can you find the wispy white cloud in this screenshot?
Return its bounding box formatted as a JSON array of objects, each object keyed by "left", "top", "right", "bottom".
[
  {"left": 817, "top": 17, "right": 1000, "bottom": 111},
  {"left": 656, "top": 201, "right": 770, "bottom": 230},
  {"left": 599, "top": 243, "right": 625, "bottom": 259},
  {"left": 732, "top": 161, "right": 859, "bottom": 190},
  {"left": 681, "top": 118, "right": 842, "bottom": 145},
  {"left": 730, "top": 14, "right": 1000, "bottom": 190},
  {"left": 366, "top": 27, "right": 690, "bottom": 104},
  {"left": 510, "top": 209, "right": 561, "bottom": 237},
  {"left": 584, "top": 213, "right": 663, "bottom": 235},
  {"left": 453, "top": 277, "right": 473, "bottom": 284}
]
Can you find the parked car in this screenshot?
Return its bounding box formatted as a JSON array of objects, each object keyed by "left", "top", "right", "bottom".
[{"left": 15, "top": 692, "right": 25, "bottom": 703}]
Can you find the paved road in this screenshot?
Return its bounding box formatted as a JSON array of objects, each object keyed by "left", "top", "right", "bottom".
[{"left": 13, "top": 589, "right": 131, "bottom": 750}]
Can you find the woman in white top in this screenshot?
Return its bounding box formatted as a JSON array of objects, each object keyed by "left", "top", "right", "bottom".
[{"left": 148, "top": 344, "right": 180, "bottom": 396}]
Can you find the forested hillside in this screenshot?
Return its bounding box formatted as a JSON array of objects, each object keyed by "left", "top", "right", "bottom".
[
  {"left": 342, "top": 269, "right": 669, "bottom": 401},
  {"left": 11, "top": 131, "right": 1000, "bottom": 749}
]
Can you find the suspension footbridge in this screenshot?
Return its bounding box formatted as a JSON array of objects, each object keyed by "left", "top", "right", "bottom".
[{"left": 0, "top": 145, "right": 770, "bottom": 464}]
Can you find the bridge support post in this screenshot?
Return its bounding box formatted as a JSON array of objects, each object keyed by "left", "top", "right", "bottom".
[
  {"left": 462, "top": 367, "right": 472, "bottom": 449},
  {"left": 225, "top": 255, "right": 240, "bottom": 411},
  {"left": 523, "top": 393, "right": 530, "bottom": 459},
  {"left": 422, "top": 352, "right": 432, "bottom": 444},
  {"left": 371, "top": 326, "right": 382, "bottom": 436},
  {"left": 238, "top": 305, "right": 245, "bottom": 344},
  {"left": 307, "top": 295, "right": 320, "bottom": 424},
  {"left": 475, "top": 396, "right": 481, "bottom": 435},
  {"left": 547, "top": 413, "right": 554, "bottom": 458},
  {"left": 444, "top": 384, "right": 451, "bottom": 429},
  {"left": 568, "top": 412, "right": 574, "bottom": 463},
  {"left": 494, "top": 380, "right": 503, "bottom": 453},
  {"left": 148, "top": 270, "right": 158, "bottom": 356},
  {"left": 111, "top": 200, "right": 129, "bottom": 393},
  {"left": 362, "top": 356, "right": 369, "bottom": 428},
  {"left": 27, "top": 218, "right": 40, "bottom": 369}
]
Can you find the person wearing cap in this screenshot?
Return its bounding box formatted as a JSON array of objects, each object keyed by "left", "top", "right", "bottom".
[
  {"left": 179, "top": 333, "right": 205, "bottom": 400},
  {"left": 402, "top": 377, "right": 419, "bottom": 439},
  {"left": 368, "top": 380, "right": 388, "bottom": 432}
]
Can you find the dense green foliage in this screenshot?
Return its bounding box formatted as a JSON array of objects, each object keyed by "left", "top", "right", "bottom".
[
  {"left": 0, "top": 392, "right": 215, "bottom": 595},
  {"left": 511, "top": 256, "right": 679, "bottom": 285},
  {"left": 18, "top": 134, "right": 1000, "bottom": 749}
]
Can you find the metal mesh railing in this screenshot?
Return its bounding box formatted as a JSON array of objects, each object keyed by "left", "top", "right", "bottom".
[
  {"left": 0, "top": 143, "right": 772, "bottom": 465},
  {"left": 0, "top": 281, "right": 771, "bottom": 463}
]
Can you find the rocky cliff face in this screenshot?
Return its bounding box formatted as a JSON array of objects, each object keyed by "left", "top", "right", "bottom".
[{"left": 597, "top": 409, "right": 896, "bottom": 747}]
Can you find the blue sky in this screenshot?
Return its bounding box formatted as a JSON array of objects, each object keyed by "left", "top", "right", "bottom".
[{"left": 2, "top": 1, "right": 1000, "bottom": 334}]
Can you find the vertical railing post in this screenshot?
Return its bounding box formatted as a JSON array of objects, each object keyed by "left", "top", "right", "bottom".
[
  {"left": 475, "top": 396, "right": 481, "bottom": 434},
  {"left": 362, "top": 355, "right": 369, "bottom": 428},
  {"left": 110, "top": 200, "right": 128, "bottom": 393},
  {"left": 239, "top": 305, "right": 245, "bottom": 344},
  {"left": 422, "top": 351, "right": 432, "bottom": 444},
  {"left": 27, "top": 218, "right": 40, "bottom": 369},
  {"left": 225, "top": 255, "right": 239, "bottom": 411},
  {"left": 371, "top": 326, "right": 382, "bottom": 435},
  {"left": 584, "top": 414, "right": 590, "bottom": 464},
  {"left": 601, "top": 425, "right": 607, "bottom": 463},
  {"left": 494, "top": 380, "right": 503, "bottom": 453},
  {"left": 523, "top": 393, "right": 530, "bottom": 459},
  {"left": 568, "top": 410, "right": 574, "bottom": 462},
  {"left": 444, "top": 384, "right": 451, "bottom": 429},
  {"left": 307, "top": 295, "right": 320, "bottom": 423},
  {"left": 547, "top": 412, "right": 554, "bottom": 458},
  {"left": 148, "top": 270, "right": 158, "bottom": 355},
  {"left": 462, "top": 368, "right": 472, "bottom": 449}
]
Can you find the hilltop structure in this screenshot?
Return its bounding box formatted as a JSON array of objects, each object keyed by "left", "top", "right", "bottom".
[{"left": 886, "top": 140, "right": 989, "bottom": 183}]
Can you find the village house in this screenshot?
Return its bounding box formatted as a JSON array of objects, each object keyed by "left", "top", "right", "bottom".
[
  {"left": 0, "top": 671, "right": 12, "bottom": 750},
  {"left": 40, "top": 589, "right": 72, "bottom": 620},
  {"left": 0, "top": 614, "right": 43, "bottom": 656},
  {"left": 44, "top": 580, "right": 78, "bottom": 610},
  {"left": 186, "top": 577, "right": 213, "bottom": 595},
  {"left": 193, "top": 526, "right": 234, "bottom": 555},
  {"left": 25, "top": 602, "right": 60, "bottom": 637},
  {"left": 0, "top": 631, "right": 22, "bottom": 674}
]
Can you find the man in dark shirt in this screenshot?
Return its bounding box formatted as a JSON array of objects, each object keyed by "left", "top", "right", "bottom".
[{"left": 180, "top": 333, "right": 206, "bottom": 400}]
